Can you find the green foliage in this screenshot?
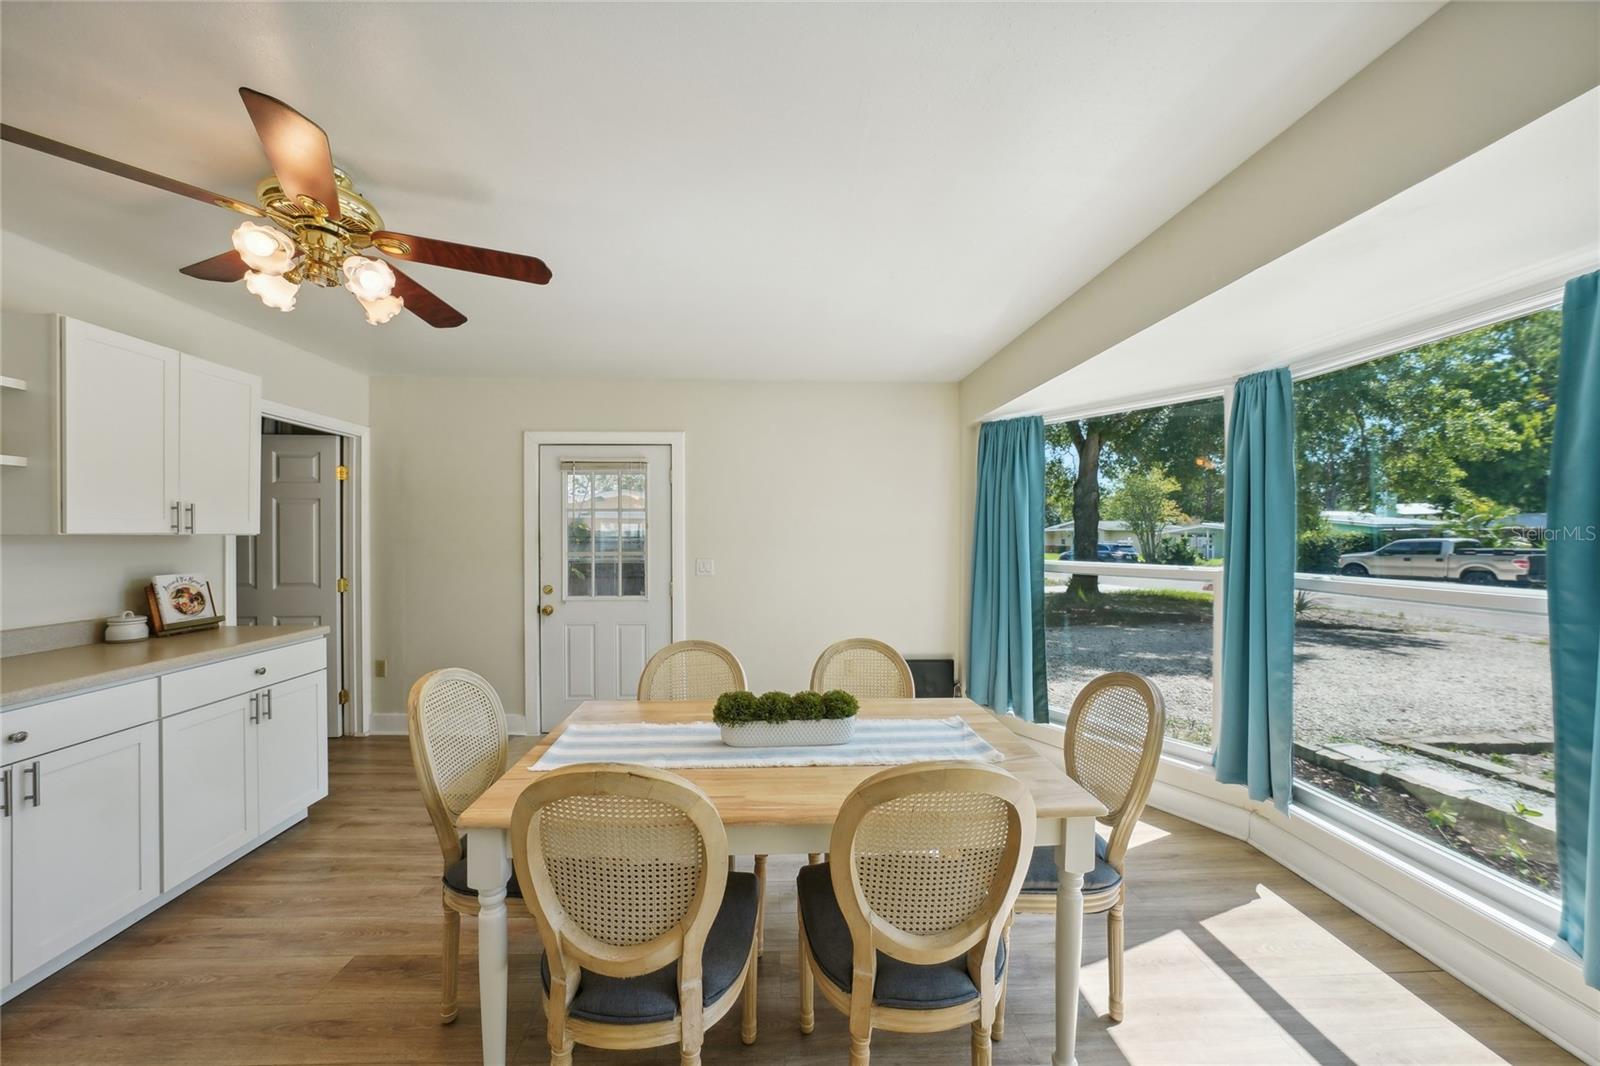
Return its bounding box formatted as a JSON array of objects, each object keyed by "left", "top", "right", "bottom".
[
  {"left": 1425, "top": 801, "right": 1458, "bottom": 832},
  {"left": 713, "top": 689, "right": 859, "bottom": 725},
  {"left": 1153, "top": 537, "right": 1201, "bottom": 566},
  {"left": 1104, "top": 466, "right": 1186, "bottom": 562},
  {"left": 1297, "top": 526, "right": 1371, "bottom": 573},
  {"left": 1510, "top": 799, "right": 1544, "bottom": 819},
  {"left": 1294, "top": 309, "right": 1559, "bottom": 528},
  {"left": 1293, "top": 591, "right": 1320, "bottom": 617}
]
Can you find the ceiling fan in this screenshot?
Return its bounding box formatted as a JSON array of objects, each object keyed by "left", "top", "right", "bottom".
[{"left": 0, "top": 88, "right": 553, "bottom": 328}]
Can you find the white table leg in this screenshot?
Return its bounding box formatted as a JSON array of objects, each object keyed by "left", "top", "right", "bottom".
[
  {"left": 468, "top": 826, "right": 513, "bottom": 1066},
  {"left": 1054, "top": 817, "right": 1093, "bottom": 1066}
]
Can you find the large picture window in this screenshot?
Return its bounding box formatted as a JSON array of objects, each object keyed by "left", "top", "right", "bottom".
[
  {"left": 1043, "top": 396, "right": 1225, "bottom": 746},
  {"left": 1291, "top": 308, "right": 1559, "bottom": 895}
]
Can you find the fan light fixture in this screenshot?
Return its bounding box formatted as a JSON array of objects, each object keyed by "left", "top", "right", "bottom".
[
  {"left": 231, "top": 221, "right": 297, "bottom": 275},
  {"left": 357, "top": 292, "right": 404, "bottom": 325},
  {"left": 342, "top": 255, "right": 396, "bottom": 300},
  {"left": 244, "top": 270, "right": 299, "bottom": 312}
]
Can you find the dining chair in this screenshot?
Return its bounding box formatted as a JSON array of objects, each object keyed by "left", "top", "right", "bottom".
[
  {"left": 635, "top": 638, "right": 764, "bottom": 945},
  {"left": 1014, "top": 671, "right": 1165, "bottom": 1022},
  {"left": 406, "top": 667, "right": 518, "bottom": 1024},
  {"left": 809, "top": 637, "right": 915, "bottom": 699},
  {"left": 511, "top": 763, "right": 761, "bottom": 1066},
  {"left": 796, "top": 762, "right": 1035, "bottom": 1066},
  {"left": 637, "top": 639, "right": 747, "bottom": 700}
]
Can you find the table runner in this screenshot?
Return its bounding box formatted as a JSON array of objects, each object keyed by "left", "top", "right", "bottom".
[{"left": 530, "top": 716, "right": 1004, "bottom": 770}]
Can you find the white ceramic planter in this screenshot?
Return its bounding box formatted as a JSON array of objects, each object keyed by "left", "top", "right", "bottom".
[{"left": 718, "top": 717, "right": 856, "bottom": 747}]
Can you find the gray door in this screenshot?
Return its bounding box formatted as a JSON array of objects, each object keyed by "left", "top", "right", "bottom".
[{"left": 237, "top": 434, "right": 341, "bottom": 736}]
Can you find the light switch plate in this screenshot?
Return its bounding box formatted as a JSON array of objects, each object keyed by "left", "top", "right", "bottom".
[{"left": 695, "top": 558, "right": 716, "bottom": 576}]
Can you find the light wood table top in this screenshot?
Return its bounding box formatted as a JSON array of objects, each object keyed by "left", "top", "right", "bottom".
[{"left": 458, "top": 697, "right": 1105, "bottom": 829}]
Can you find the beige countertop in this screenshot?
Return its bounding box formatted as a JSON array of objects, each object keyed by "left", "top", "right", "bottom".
[{"left": 0, "top": 625, "right": 330, "bottom": 710}]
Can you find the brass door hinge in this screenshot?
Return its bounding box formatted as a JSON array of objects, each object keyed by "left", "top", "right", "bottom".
[
  {"left": 335, "top": 464, "right": 349, "bottom": 481},
  {"left": 337, "top": 577, "right": 350, "bottom": 594},
  {"left": 337, "top": 689, "right": 349, "bottom": 706}
]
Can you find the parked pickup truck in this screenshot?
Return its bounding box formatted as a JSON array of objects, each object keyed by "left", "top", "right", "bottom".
[{"left": 1338, "top": 537, "right": 1545, "bottom": 586}]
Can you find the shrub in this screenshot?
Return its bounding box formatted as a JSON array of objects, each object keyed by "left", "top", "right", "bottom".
[
  {"left": 1153, "top": 537, "right": 1201, "bottom": 566},
  {"left": 1297, "top": 527, "right": 1371, "bottom": 573},
  {"left": 713, "top": 688, "right": 860, "bottom": 725}
]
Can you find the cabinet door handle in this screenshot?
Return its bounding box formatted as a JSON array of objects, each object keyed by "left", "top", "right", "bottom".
[
  {"left": 22, "top": 761, "right": 40, "bottom": 807},
  {"left": 6, "top": 730, "right": 28, "bottom": 743},
  {"left": 262, "top": 689, "right": 273, "bottom": 721},
  {"left": 170, "top": 501, "right": 181, "bottom": 534},
  {"left": 1, "top": 767, "right": 10, "bottom": 818},
  {"left": 254, "top": 666, "right": 267, "bottom": 676},
  {"left": 249, "top": 692, "right": 260, "bottom": 725},
  {"left": 185, "top": 502, "right": 196, "bottom": 534}
]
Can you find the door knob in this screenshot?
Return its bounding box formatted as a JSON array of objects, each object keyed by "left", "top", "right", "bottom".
[{"left": 539, "top": 604, "right": 554, "bottom": 616}]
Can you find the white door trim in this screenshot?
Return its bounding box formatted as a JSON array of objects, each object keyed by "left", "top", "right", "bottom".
[
  {"left": 523, "top": 431, "right": 687, "bottom": 736},
  {"left": 232, "top": 399, "right": 374, "bottom": 737}
]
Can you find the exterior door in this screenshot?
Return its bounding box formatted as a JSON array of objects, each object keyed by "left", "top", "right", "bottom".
[
  {"left": 537, "top": 444, "right": 672, "bottom": 731},
  {"left": 237, "top": 434, "right": 342, "bottom": 736}
]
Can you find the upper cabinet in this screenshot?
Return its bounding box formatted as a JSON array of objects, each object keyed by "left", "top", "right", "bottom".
[{"left": 0, "top": 315, "right": 261, "bottom": 536}]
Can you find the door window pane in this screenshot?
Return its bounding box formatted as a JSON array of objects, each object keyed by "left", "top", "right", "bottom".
[{"left": 562, "top": 461, "right": 648, "bottom": 598}]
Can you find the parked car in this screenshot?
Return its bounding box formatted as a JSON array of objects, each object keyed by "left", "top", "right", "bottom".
[
  {"left": 1099, "top": 542, "right": 1138, "bottom": 563},
  {"left": 1337, "top": 537, "right": 1544, "bottom": 585}
]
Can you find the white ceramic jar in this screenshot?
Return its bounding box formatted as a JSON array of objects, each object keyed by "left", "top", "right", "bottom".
[{"left": 104, "top": 611, "right": 150, "bottom": 643}]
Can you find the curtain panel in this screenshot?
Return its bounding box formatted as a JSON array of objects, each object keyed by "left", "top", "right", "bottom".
[
  {"left": 968, "top": 416, "right": 1047, "bottom": 722},
  {"left": 1215, "top": 368, "right": 1296, "bottom": 811},
  {"left": 1550, "top": 270, "right": 1600, "bottom": 988}
]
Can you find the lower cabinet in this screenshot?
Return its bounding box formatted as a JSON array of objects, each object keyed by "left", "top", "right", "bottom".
[
  {"left": 3, "top": 722, "right": 161, "bottom": 981},
  {"left": 162, "top": 670, "right": 327, "bottom": 889}
]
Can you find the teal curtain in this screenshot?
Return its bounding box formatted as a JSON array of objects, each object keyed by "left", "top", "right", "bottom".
[
  {"left": 1216, "top": 368, "right": 1296, "bottom": 811},
  {"left": 1551, "top": 270, "right": 1600, "bottom": 988},
  {"left": 968, "top": 416, "right": 1047, "bottom": 722}
]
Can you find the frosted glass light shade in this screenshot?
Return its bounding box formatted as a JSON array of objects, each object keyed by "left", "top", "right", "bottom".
[
  {"left": 357, "top": 292, "right": 403, "bottom": 325},
  {"left": 231, "top": 222, "right": 297, "bottom": 274},
  {"left": 342, "top": 255, "right": 396, "bottom": 301},
  {"left": 245, "top": 270, "right": 299, "bottom": 311}
]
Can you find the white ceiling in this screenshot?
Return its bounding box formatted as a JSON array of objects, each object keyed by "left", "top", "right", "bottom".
[
  {"left": 0, "top": 2, "right": 1435, "bottom": 380},
  {"left": 990, "top": 88, "right": 1600, "bottom": 419}
]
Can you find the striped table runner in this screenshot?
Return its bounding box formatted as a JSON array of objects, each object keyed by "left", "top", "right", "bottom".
[{"left": 530, "top": 716, "right": 1003, "bottom": 770}]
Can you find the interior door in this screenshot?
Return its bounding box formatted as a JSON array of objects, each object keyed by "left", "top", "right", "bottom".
[
  {"left": 236, "top": 434, "right": 341, "bottom": 735},
  {"left": 59, "top": 318, "right": 180, "bottom": 534},
  {"left": 537, "top": 444, "right": 672, "bottom": 731},
  {"left": 179, "top": 354, "right": 261, "bottom": 534}
]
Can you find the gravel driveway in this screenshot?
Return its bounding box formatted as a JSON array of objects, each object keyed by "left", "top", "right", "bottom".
[{"left": 1045, "top": 591, "right": 1553, "bottom": 747}]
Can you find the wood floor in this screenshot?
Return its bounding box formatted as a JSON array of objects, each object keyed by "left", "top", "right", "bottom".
[{"left": 0, "top": 737, "right": 1576, "bottom": 1065}]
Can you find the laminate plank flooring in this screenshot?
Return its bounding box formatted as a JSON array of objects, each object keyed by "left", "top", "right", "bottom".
[{"left": 0, "top": 737, "right": 1576, "bottom": 1065}]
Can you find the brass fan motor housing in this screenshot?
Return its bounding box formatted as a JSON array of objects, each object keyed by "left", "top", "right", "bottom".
[{"left": 255, "top": 166, "right": 386, "bottom": 287}]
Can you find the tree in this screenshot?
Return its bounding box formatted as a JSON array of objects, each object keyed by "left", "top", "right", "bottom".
[{"left": 1104, "top": 467, "right": 1186, "bottom": 561}]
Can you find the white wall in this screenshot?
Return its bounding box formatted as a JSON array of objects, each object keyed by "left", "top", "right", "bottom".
[
  {"left": 0, "top": 230, "right": 368, "bottom": 633},
  {"left": 370, "top": 376, "right": 962, "bottom": 724}
]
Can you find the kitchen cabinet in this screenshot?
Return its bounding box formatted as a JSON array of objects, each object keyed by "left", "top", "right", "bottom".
[
  {"left": 0, "top": 314, "right": 261, "bottom": 535},
  {"left": 3, "top": 722, "right": 161, "bottom": 981},
  {"left": 162, "top": 669, "right": 326, "bottom": 888}
]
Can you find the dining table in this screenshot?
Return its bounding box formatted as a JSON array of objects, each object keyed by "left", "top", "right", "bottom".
[{"left": 456, "top": 696, "right": 1107, "bottom": 1065}]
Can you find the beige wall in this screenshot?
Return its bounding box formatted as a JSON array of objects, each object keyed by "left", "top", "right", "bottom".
[
  {"left": 959, "top": 1, "right": 1600, "bottom": 422},
  {"left": 0, "top": 230, "right": 369, "bottom": 633},
  {"left": 370, "top": 376, "right": 962, "bottom": 723}
]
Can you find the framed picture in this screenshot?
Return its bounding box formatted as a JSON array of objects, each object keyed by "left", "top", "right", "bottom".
[{"left": 147, "top": 573, "right": 221, "bottom": 635}]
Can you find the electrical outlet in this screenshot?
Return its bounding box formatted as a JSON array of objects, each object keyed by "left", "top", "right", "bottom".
[
  {"left": 695, "top": 558, "right": 716, "bottom": 576},
  {"left": 375, "top": 659, "right": 387, "bottom": 678}
]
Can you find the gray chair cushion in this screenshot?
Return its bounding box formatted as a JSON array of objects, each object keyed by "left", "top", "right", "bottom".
[
  {"left": 1020, "top": 834, "right": 1120, "bottom": 894},
  {"left": 797, "top": 862, "right": 1006, "bottom": 1011},
  {"left": 443, "top": 835, "right": 523, "bottom": 899},
  {"left": 538, "top": 871, "right": 758, "bottom": 1025}
]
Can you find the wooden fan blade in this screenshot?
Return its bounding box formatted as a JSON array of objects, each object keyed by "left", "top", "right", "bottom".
[
  {"left": 387, "top": 264, "right": 467, "bottom": 328},
  {"left": 179, "top": 250, "right": 249, "bottom": 282},
  {"left": 238, "top": 88, "right": 340, "bottom": 220},
  {"left": 371, "top": 231, "right": 552, "bottom": 285},
  {"left": 1, "top": 124, "right": 262, "bottom": 216}
]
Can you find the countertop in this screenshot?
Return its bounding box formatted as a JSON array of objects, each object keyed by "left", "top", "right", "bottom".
[{"left": 0, "top": 625, "right": 330, "bottom": 710}]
